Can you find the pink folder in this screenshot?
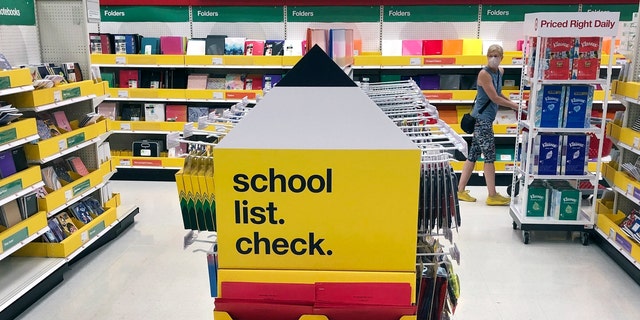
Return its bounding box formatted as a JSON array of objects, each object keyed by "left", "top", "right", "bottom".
[
  {"left": 402, "top": 40, "right": 423, "bottom": 56},
  {"left": 160, "top": 36, "right": 184, "bottom": 55}
]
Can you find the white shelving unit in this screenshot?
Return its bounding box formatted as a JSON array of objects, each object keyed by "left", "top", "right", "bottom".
[{"left": 510, "top": 11, "right": 620, "bottom": 244}]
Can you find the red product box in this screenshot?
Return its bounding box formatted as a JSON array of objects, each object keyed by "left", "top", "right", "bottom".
[
  {"left": 541, "top": 37, "right": 573, "bottom": 80},
  {"left": 572, "top": 37, "right": 601, "bottom": 80}
]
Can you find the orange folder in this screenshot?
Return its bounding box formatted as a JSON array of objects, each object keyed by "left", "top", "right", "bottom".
[{"left": 442, "top": 39, "right": 463, "bottom": 55}]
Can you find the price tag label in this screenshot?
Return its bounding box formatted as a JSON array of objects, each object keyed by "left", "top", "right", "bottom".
[
  {"left": 120, "top": 123, "right": 131, "bottom": 130},
  {"left": 500, "top": 155, "right": 512, "bottom": 161},
  {"left": 634, "top": 137, "right": 640, "bottom": 149},
  {"left": 65, "top": 190, "right": 73, "bottom": 201},
  {"left": 119, "top": 159, "right": 131, "bottom": 166},
  {"left": 505, "top": 164, "right": 515, "bottom": 171},
  {"left": 610, "top": 228, "right": 615, "bottom": 239},
  {"left": 53, "top": 90, "right": 62, "bottom": 102},
  {"left": 115, "top": 56, "right": 127, "bottom": 64},
  {"left": 616, "top": 58, "right": 626, "bottom": 65},
  {"left": 81, "top": 231, "right": 89, "bottom": 243},
  {"left": 58, "top": 139, "right": 66, "bottom": 151},
  {"left": 409, "top": 57, "right": 421, "bottom": 65},
  {"left": 506, "top": 126, "right": 518, "bottom": 134},
  {"left": 213, "top": 92, "right": 224, "bottom": 99},
  {"left": 118, "top": 90, "right": 129, "bottom": 98},
  {"left": 628, "top": 183, "right": 634, "bottom": 195},
  {"left": 511, "top": 57, "right": 523, "bottom": 65},
  {"left": 509, "top": 93, "right": 520, "bottom": 100},
  {"left": 212, "top": 57, "right": 223, "bottom": 65}
]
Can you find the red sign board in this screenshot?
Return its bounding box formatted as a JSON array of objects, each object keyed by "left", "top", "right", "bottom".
[
  {"left": 132, "top": 159, "right": 163, "bottom": 167},
  {"left": 226, "top": 91, "right": 257, "bottom": 100},
  {"left": 423, "top": 58, "right": 456, "bottom": 65},
  {"left": 424, "top": 92, "right": 453, "bottom": 100}
]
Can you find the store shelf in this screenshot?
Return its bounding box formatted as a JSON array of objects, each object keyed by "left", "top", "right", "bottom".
[
  {"left": 0, "top": 212, "right": 48, "bottom": 260},
  {"left": 0, "top": 256, "right": 67, "bottom": 311},
  {"left": 25, "top": 120, "right": 107, "bottom": 164},
  {"left": 519, "top": 121, "right": 602, "bottom": 134},
  {"left": 596, "top": 213, "right": 640, "bottom": 266},
  {"left": 515, "top": 166, "right": 597, "bottom": 181},
  {"left": 4, "top": 81, "right": 104, "bottom": 108},
  {"left": 113, "top": 155, "right": 184, "bottom": 169},
  {"left": 16, "top": 207, "right": 117, "bottom": 258},
  {"left": 0, "top": 118, "right": 40, "bottom": 153},
  {"left": 106, "top": 88, "right": 260, "bottom": 103},
  {"left": 18, "top": 95, "right": 97, "bottom": 113},
  {"left": 107, "top": 120, "right": 188, "bottom": 133},
  {"left": 612, "top": 80, "right": 640, "bottom": 103},
  {"left": 40, "top": 161, "right": 114, "bottom": 216},
  {"left": 510, "top": 202, "right": 592, "bottom": 228},
  {"left": 0, "top": 85, "right": 35, "bottom": 98},
  {"left": 0, "top": 69, "right": 34, "bottom": 96},
  {"left": 0, "top": 166, "right": 44, "bottom": 207},
  {"left": 90, "top": 54, "right": 185, "bottom": 67}
]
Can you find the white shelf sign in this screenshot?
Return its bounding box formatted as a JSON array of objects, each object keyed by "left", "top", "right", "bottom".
[
  {"left": 212, "top": 57, "right": 223, "bottom": 65},
  {"left": 120, "top": 159, "right": 131, "bottom": 166},
  {"left": 81, "top": 231, "right": 89, "bottom": 243},
  {"left": 65, "top": 190, "right": 73, "bottom": 201},
  {"left": 58, "top": 139, "right": 66, "bottom": 151},
  {"left": 213, "top": 92, "right": 224, "bottom": 99},
  {"left": 409, "top": 58, "right": 421, "bottom": 66},
  {"left": 628, "top": 183, "right": 633, "bottom": 196},
  {"left": 53, "top": 91, "right": 62, "bottom": 102},
  {"left": 115, "top": 56, "right": 127, "bottom": 64},
  {"left": 634, "top": 137, "right": 640, "bottom": 149},
  {"left": 511, "top": 58, "right": 523, "bottom": 65},
  {"left": 120, "top": 123, "right": 131, "bottom": 130},
  {"left": 118, "top": 90, "right": 129, "bottom": 98},
  {"left": 524, "top": 12, "right": 620, "bottom": 37}
]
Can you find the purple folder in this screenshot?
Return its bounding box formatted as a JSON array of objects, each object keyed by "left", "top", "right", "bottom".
[
  {"left": 0, "top": 150, "right": 17, "bottom": 179},
  {"left": 418, "top": 75, "right": 440, "bottom": 90}
]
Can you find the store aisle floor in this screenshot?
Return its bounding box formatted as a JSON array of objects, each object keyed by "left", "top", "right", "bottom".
[{"left": 16, "top": 182, "right": 640, "bottom": 320}]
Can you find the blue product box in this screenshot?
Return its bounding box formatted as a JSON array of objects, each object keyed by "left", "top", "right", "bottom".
[
  {"left": 563, "top": 135, "right": 588, "bottom": 175},
  {"left": 563, "top": 85, "right": 593, "bottom": 128},
  {"left": 536, "top": 134, "right": 561, "bottom": 175},
  {"left": 535, "top": 85, "right": 565, "bottom": 127}
]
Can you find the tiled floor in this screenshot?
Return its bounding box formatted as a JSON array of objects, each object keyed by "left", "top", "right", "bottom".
[{"left": 16, "top": 182, "right": 640, "bottom": 320}]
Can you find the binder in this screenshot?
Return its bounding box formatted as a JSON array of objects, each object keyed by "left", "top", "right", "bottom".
[
  {"left": 119, "top": 69, "right": 140, "bottom": 88},
  {"left": 244, "top": 40, "right": 265, "bottom": 56},
  {"left": 186, "top": 38, "right": 206, "bottom": 55},
  {"left": 205, "top": 35, "right": 227, "bottom": 55},
  {"left": 140, "top": 37, "right": 160, "bottom": 54},
  {"left": 264, "top": 40, "right": 284, "bottom": 56},
  {"left": 124, "top": 34, "right": 138, "bottom": 54},
  {"left": 160, "top": 36, "right": 185, "bottom": 55},
  {"left": 225, "top": 37, "right": 246, "bottom": 55}
]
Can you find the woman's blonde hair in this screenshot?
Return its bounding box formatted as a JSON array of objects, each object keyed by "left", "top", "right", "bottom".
[{"left": 487, "top": 44, "right": 504, "bottom": 57}]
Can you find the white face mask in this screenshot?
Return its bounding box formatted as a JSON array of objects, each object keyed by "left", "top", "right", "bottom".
[{"left": 488, "top": 56, "right": 501, "bottom": 68}]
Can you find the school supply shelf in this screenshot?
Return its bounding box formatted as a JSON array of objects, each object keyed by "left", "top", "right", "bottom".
[{"left": 509, "top": 11, "right": 618, "bottom": 244}]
